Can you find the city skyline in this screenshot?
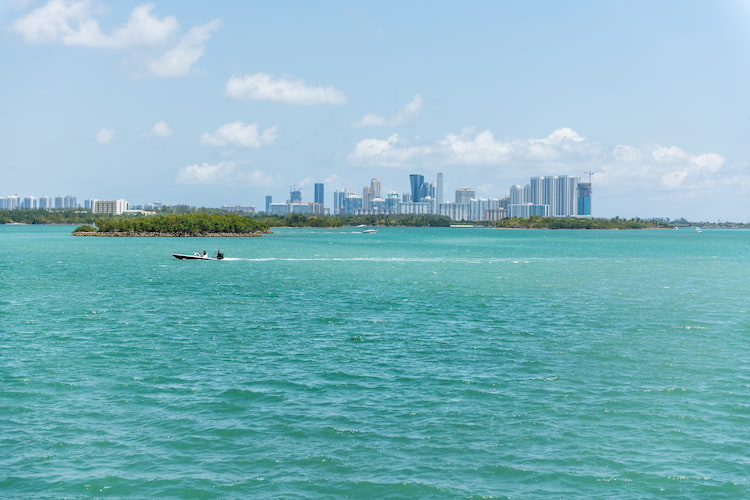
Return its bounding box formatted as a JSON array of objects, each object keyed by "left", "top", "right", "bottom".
[
  {"left": 3, "top": 171, "right": 592, "bottom": 223},
  {"left": 3, "top": 2, "right": 750, "bottom": 221}
]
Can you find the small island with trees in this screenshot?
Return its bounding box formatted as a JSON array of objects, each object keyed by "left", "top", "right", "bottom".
[
  {"left": 72, "top": 213, "right": 271, "bottom": 237},
  {"left": 493, "top": 216, "right": 673, "bottom": 230}
]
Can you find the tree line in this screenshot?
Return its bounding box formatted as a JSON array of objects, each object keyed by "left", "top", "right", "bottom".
[
  {"left": 76, "top": 213, "right": 270, "bottom": 235},
  {"left": 1, "top": 208, "right": 731, "bottom": 231},
  {"left": 0, "top": 209, "right": 99, "bottom": 225},
  {"left": 494, "top": 216, "right": 672, "bottom": 229}
]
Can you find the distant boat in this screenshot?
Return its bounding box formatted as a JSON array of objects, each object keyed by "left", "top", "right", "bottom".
[
  {"left": 695, "top": 227, "right": 702, "bottom": 233},
  {"left": 362, "top": 229, "right": 377, "bottom": 234},
  {"left": 173, "top": 250, "right": 224, "bottom": 260}
]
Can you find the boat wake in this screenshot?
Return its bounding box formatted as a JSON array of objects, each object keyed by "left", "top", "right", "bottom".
[{"left": 218, "top": 257, "right": 531, "bottom": 263}]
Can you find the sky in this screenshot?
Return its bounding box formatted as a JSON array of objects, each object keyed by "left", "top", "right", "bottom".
[{"left": 2, "top": 0, "right": 750, "bottom": 221}]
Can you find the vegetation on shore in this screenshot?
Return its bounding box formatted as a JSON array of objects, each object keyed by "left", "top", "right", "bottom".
[
  {"left": 73, "top": 213, "right": 270, "bottom": 236},
  {"left": 0, "top": 208, "right": 746, "bottom": 232},
  {"left": 494, "top": 216, "right": 673, "bottom": 230},
  {"left": 1, "top": 209, "right": 99, "bottom": 225},
  {"left": 337, "top": 214, "right": 452, "bottom": 227},
  {"left": 261, "top": 214, "right": 344, "bottom": 227}
]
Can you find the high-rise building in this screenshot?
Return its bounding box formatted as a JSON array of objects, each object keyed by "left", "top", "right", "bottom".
[
  {"left": 527, "top": 175, "right": 583, "bottom": 216},
  {"left": 344, "top": 194, "right": 363, "bottom": 214},
  {"left": 92, "top": 199, "right": 128, "bottom": 215},
  {"left": 436, "top": 172, "right": 444, "bottom": 205},
  {"left": 265, "top": 195, "right": 272, "bottom": 213},
  {"left": 386, "top": 192, "right": 400, "bottom": 213},
  {"left": 362, "top": 185, "right": 372, "bottom": 210},
  {"left": 268, "top": 203, "right": 289, "bottom": 215},
  {"left": 333, "top": 188, "right": 355, "bottom": 215},
  {"left": 578, "top": 182, "right": 592, "bottom": 215},
  {"left": 409, "top": 174, "right": 425, "bottom": 202},
  {"left": 0, "top": 195, "right": 19, "bottom": 209},
  {"left": 508, "top": 204, "right": 549, "bottom": 218},
  {"left": 289, "top": 187, "right": 302, "bottom": 203},
  {"left": 510, "top": 185, "right": 527, "bottom": 204},
  {"left": 314, "top": 183, "right": 324, "bottom": 207},
  {"left": 455, "top": 187, "right": 475, "bottom": 204},
  {"left": 370, "top": 178, "right": 381, "bottom": 199},
  {"left": 529, "top": 177, "right": 544, "bottom": 206}
]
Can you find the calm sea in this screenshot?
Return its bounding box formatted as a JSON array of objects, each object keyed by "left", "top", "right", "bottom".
[{"left": 2, "top": 225, "right": 750, "bottom": 499}]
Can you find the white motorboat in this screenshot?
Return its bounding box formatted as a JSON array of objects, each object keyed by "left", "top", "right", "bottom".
[{"left": 172, "top": 250, "right": 225, "bottom": 260}]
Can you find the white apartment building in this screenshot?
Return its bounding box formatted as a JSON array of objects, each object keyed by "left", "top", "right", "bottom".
[{"left": 91, "top": 199, "right": 128, "bottom": 215}]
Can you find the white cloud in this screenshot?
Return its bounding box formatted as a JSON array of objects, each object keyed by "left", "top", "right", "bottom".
[
  {"left": 354, "top": 113, "right": 389, "bottom": 128},
  {"left": 349, "top": 133, "right": 432, "bottom": 167},
  {"left": 177, "top": 161, "right": 237, "bottom": 184},
  {"left": 236, "top": 169, "right": 275, "bottom": 187},
  {"left": 11, "top": 1, "right": 220, "bottom": 78},
  {"left": 200, "top": 121, "right": 278, "bottom": 148},
  {"left": 353, "top": 94, "right": 423, "bottom": 127},
  {"left": 96, "top": 127, "right": 114, "bottom": 144},
  {"left": 599, "top": 143, "right": 725, "bottom": 192},
  {"left": 147, "top": 19, "right": 221, "bottom": 78},
  {"left": 349, "top": 127, "right": 725, "bottom": 194},
  {"left": 11, "top": 1, "right": 178, "bottom": 48},
  {"left": 440, "top": 128, "right": 514, "bottom": 164},
  {"left": 351, "top": 127, "right": 593, "bottom": 167},
  {"left": 150, "top": 120, "right": 172, "bottom": 137},
  {"left": 226, "top": 73, "right": 347, "bottom": 105},
  {"left": 176, "top": 161, "right": 274, "bottom": 186}
]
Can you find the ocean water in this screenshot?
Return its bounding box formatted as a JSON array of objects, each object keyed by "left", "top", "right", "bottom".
[{"left": 3, "top": 224, "right": 750, "bottom": 499}]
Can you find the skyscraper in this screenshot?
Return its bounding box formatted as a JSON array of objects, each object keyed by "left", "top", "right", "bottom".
[
  {"left": 410, "top": 174, "right": 425, "bottom": 202},
  {"left": 362, "top": 185, "right": 372, "bottom": 210},
  {"left": 436, "top": 172, "right": 444, "bottom": 205},
  {"left": 370, "top": 178, "right": 381, "bottom": 199},
  {"left": 528, "top": 175, "right": 582, "bottom": 216},
  {"left": 314, "top": 183, "right": 324, "bottom": 207},
  {"left": 455, "top": 187, "right": 475, "bottom": 204},
  {"left": 333, "top": 188, "right": 355, "bottom": 215},
  {"left": 510, "top": 185, "right": 527, "bottom": 205},
  {"left": 577, "top": 182, "right": 592, "bottom": 215},
  {"left": 554, "top": 175, "right": 578, "bottom": 216}
]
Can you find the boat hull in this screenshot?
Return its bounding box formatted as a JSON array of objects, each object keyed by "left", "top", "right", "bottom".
[
  {"left": 172, "top": 253, "right": 223, "bottom": 260},
  {"left": 173, "top": 254, "right": 213, "bottom": 260}
]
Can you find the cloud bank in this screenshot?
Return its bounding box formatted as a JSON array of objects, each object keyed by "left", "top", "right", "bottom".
[{"left": 349, "top": 127, "right": 726, "bottom": 193}]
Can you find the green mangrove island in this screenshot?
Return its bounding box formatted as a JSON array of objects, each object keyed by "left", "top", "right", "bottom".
[
  {"left": 72, "top": 213, "right": 271, "bottom": 237},
  {"left": 493, "top": 216, "right": 673, "bottom": 229}
]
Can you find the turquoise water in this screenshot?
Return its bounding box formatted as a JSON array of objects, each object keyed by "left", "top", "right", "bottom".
[{"left": 3, "top": 225, "right": 750, "bottom": 499}]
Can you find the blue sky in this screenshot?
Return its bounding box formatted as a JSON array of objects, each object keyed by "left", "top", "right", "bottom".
[{"left": 2, "top": 0, "right": 749, "bottom": 220}]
